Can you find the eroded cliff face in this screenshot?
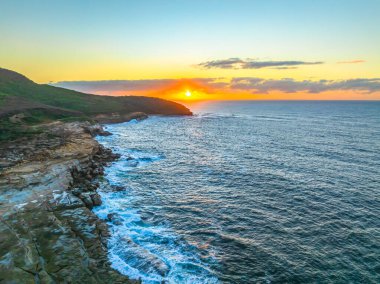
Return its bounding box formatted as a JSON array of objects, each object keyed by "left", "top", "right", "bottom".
[{"left": 0, "top": 122, "right": 136, "bottom": 283}]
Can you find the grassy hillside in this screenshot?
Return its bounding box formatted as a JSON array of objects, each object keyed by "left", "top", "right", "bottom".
[
  {"left": 0, "top": 67, "right": 192, "bottom": 141},
  {"left": 0, "top": 67, "right": 191, "bottom": 116}
]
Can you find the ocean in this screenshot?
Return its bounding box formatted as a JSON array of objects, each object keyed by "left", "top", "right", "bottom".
[{"left": 94, "top": 101, "right": 380, "bottom": 283}]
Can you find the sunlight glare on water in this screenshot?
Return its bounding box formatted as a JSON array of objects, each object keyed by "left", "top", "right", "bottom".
[{"left": 95, "top": 101, "right": 380, "bottom": 283}]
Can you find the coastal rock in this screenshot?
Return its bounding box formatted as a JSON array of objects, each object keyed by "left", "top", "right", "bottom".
[
  {"left": 91, "top": 193, "right": 102, "bottom": 206},
  {"left": 80, "top": 193, "right": 95, "bottom": 209},
  {"left": 93, "top": 111, "right": 149, "bottom": 124},
  {"left": 107, "top": 213, "right": 123, "bottom": 225},
  {"left": 9, "top": 112, "right": 25, "bottom": 123},
  {"left": 83, "top": 123, "right": 113, "bottom": 137},
  {"left": 0, "top": 122, "right": 137, "bottom": 283},
  {"left": 114, "top": 185, "right": 126, "bottom": 192}
]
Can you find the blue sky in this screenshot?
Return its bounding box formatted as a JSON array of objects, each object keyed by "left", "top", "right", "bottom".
[{"left": 1, "top": 0, "right": 379, "bottom": 99}]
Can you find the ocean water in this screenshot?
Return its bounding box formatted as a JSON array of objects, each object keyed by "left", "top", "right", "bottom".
[{"left": 94, "top": 101, "right": 380, "bottom": 283}]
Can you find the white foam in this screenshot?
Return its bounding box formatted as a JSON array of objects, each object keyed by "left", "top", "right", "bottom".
[
  {"left": 14, "top": 202, "right": 28, "bottom": 209},
  {"left": 94, "top": 119, "right": 219, "bottom": 283}
]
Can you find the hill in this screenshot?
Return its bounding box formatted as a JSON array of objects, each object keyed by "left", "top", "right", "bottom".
[
  {"left": 0, "top": 67, "right": 191, "bottom": 117},
  {"left": 0, "top": 67, "right": 192, "bottom": 140}
]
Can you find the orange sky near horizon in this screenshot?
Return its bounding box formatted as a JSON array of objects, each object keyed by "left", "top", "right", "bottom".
[
  {"left": 80, "top": 78, "right": 380, "bottom": 101},
  {"left": 1, "top": 1, "right": 380, "bottom": 101}
]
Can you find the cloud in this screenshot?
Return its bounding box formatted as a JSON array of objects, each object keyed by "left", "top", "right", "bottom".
[
  {"left": 53, "top": 77, "right": 380, "bottom": 96},
  {"left": 270, "top": 67, "right": 298, "bottom": 70},
  {"left": 197, "top": 58, "right": 323, "bottom": 69},
  {"left": 230, "top": 78, "right": 380, "bottom": 94},
  {"left": 337, "top": 60, "right": 365, "bottom": 64},
  {"left": 53, "top": 78, "right": 228, "bottom": 96},
  {"left": 54, "top": 79, "right": 174, "bottom": 93}
]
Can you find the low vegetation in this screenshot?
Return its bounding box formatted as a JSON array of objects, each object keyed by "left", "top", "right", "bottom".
[{"left": 0, "top": 67, "right": 191, "bottom": 141}]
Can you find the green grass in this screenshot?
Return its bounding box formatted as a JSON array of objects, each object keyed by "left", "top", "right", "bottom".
[
  {"left": 0, "top": 115, "right": 91, "bottom": 142},
  {"left": 0, "top": 119, "right": 43, "bottom": 141},
  {"left": 0, "top": 80, "right": 190, "bottom": 115},
  {"left": 0, "top": 109, "right": 92, "bottom": 142},
  {"left": 0, "top": 67, "right": 191, "bottom": 142},
  {"left": 0, "top": 92, "right": 10, "bottom": 104}
]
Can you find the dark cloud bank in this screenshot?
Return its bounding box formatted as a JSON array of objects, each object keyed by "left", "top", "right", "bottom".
[
  {"left": 54, "top": 79, "right": 174, "bottom": 93},
  {"left": 229, "top": 78, "right": 380, "bottom": 94},
  {"left": 54, "top": 78, "right": 380, "bottom": 95}
]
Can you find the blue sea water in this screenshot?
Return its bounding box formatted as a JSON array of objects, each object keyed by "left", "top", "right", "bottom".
[{"left": 94, "top": 101, "right": 380, "bottom": 283}]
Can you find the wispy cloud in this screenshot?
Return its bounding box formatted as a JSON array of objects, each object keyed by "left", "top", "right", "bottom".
[
  {"left": 197, "top": 58, "right": 324, "bottom": 69},
  {"left": 337, "top": 60, "right": 366, "bottom": 64}
]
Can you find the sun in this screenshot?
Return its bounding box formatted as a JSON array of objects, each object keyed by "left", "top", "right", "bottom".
[{"left": 185, "top": 90, "right": 192, "bottom": 97}]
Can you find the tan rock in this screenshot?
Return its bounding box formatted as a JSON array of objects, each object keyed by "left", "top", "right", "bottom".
[{"left": 0, "top": 122, "right": 137, "bottom": 283}]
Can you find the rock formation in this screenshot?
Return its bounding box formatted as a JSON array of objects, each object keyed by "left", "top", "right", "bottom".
[{"left": 0, "top": 122, "right": 138, "bottom": 283}]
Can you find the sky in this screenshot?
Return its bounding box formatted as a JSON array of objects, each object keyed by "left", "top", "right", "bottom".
[{"left": 1, "top": 0, "right": 380, "bottom": 100}]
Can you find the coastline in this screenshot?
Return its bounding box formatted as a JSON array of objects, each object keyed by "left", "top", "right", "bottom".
[{"left": 0, "top": 120, "right": 140, "bottom": 283}]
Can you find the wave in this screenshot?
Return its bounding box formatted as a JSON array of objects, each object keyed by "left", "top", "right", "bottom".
[
  {"left": 94, "top": 126, "right": 219, "bottom": 283},
  {"left": 195, "top": 112, "right": 293, "bottom": 122}
]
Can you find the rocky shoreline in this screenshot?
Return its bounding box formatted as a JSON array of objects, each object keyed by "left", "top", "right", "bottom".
[{"left": 0, "top": 121, "right": 138, "bottom": 283}]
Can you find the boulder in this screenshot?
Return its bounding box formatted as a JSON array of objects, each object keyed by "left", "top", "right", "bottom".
[{"left": 90, "top": 193, "right": 102, "bottom": 206}]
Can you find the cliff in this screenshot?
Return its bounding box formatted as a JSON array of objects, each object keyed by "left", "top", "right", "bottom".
[
  {"left": 0, "top": 122, "right": 138, "bottom": 283},
  {"left": 0, "top": 67, "right": 193, "bottom": 282}
]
